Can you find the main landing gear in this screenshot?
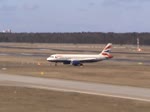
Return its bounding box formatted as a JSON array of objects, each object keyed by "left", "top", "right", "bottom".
[
  {"left": 55, "top": 62, "right": 58, "bottom": 66},
  {"left": 79, "top": 63, "right": 84, "bottom": 67}
]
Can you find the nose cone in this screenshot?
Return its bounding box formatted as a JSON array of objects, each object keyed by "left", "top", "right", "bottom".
[
  {"left": 47, "top": 57, "right": 51, "bottom": 61},
  {"left": 47, "top": 57, "right": 55, "bottom": 62}
]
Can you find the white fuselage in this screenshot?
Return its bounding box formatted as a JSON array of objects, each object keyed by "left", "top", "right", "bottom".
[
  {"left": 47, "top": 54, "right": 106, "bottom": 62},
  {"left": 46, "top": 43, "right": 113, "bottom": 66}
]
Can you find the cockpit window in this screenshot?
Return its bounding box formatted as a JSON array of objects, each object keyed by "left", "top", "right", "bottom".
[{"left": 51, "top": 56, "right": 55, "bottom": 58}]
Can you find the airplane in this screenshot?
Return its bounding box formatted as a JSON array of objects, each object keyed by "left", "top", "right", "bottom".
[{"left": 47, "top": 43, "right": 113, "bottom": 66}]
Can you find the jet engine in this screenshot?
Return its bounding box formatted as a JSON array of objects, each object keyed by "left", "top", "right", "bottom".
[{"left": 71, "top": 60, "right": 81, "bottom": 66}]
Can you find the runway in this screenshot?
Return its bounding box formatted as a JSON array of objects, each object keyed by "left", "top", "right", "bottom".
[{"left": 0, "top": 73, "right": 150, "bottom": 102}]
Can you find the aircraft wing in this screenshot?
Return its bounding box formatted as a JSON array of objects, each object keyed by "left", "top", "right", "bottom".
[{"left": 68, "top": 58, "right": 98, "bottom": 63}]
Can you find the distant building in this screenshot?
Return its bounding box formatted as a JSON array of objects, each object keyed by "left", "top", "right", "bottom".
[{"left": 2, "top": 29, "right": 12, "bottom": 33}]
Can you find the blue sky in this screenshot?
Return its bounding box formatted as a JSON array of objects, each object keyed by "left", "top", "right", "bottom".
[{"left": 0, "top": 0, "right": 150, "bottom": 32}]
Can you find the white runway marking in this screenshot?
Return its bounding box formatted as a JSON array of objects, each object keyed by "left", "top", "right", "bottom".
[
  {"left": 20, "top": 85, "right": 150, "bottom": 102},
  {"left": 0, "top": 73, "right": 150, "bottom": 102}
]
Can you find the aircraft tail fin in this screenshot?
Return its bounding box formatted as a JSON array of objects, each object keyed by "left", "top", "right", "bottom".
[{"left": 100, "top": 43, "right": 113, "bottom": 58}]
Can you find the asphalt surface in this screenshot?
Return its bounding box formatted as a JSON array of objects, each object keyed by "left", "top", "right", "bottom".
[{"left": 0, "top": 73, "right": 150, "bottom": 102}]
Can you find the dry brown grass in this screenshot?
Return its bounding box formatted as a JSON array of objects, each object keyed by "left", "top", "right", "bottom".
[{"left": 0, "top": 86, "right": 150, "bottom": 112}]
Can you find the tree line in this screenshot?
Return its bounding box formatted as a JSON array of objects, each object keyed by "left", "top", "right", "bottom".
[{"left": 0, "top": 32, "right": 150, "bottom": 45}]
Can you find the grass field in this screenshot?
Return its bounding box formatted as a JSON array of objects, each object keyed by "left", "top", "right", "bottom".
[{"left": 0, "top": 86, "right": 150, "bottom": 112}]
